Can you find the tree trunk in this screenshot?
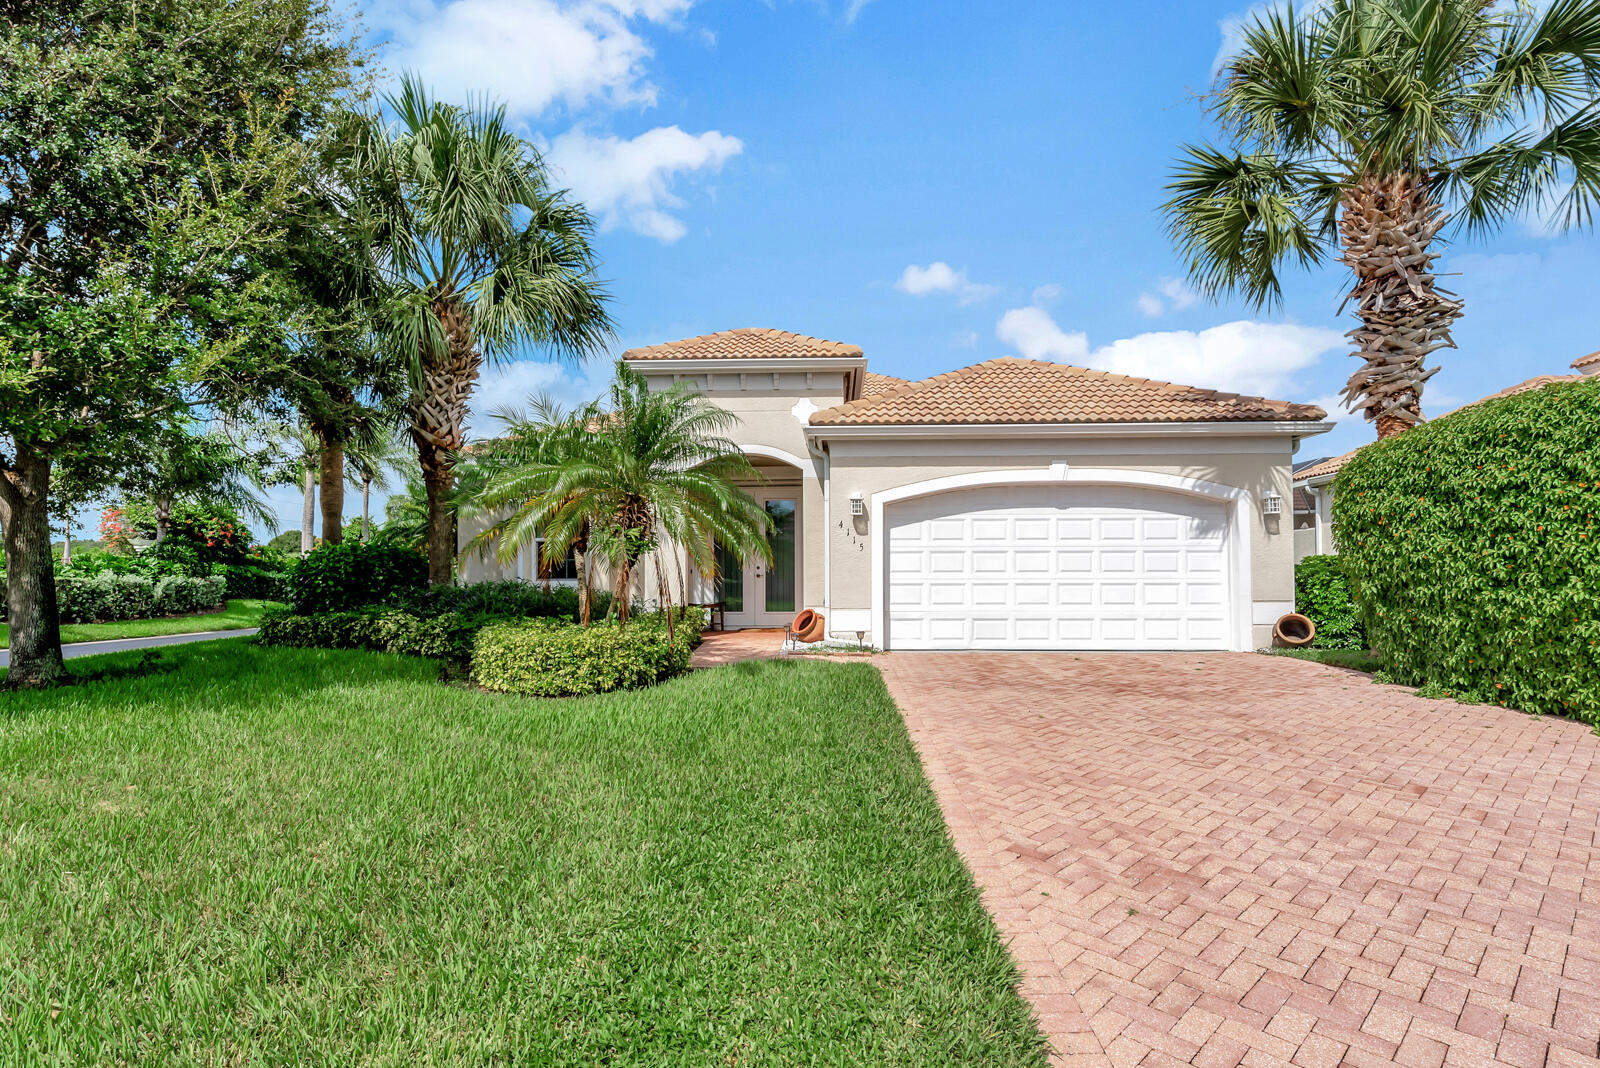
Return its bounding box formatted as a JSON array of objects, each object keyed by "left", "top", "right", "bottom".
[
  {"left": 575, "top": 547, "right": 590, "bottom": 626},
  {"left": 1338, "top": 172, "right": 1461, "bottom": 437},
  {"left": 0, "top": 449, "right": 66, "bottom": 688},
  {"left": 413, "top": 438, "right": 456, "bottom": 585},
  {"left": 616, "top": 555, "right": 632, "bottom": 626},
  {"left": 407, "top": 298, "right": 481, "bottom": 585},
  {"left": 300, "top": 466, "right": 316, "bottom": 556},
  {"left": 60, "top": 517, "right": 72, "bottom": 567},
  {"left": 154, "top": 496, "right": 172, "bottom": 545},
  {"left": 361, "top": 479, "right": 371, "bottom": 543},
  {"left": 318, "top": 431, "right": 344, "bottom": 546}
]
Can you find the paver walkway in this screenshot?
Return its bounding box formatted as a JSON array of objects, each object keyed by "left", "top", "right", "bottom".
[
  {"left": 690, "top": 628, "right": 785, "bottom": 668},
  {"left": 878, "top": 652, "right": 1600, "bottom": 1068}
]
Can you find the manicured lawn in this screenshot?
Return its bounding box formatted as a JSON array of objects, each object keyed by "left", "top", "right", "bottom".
[
  {"left": 0, "top": 598, "right": 282, "bottom": 649},
  {"left": 1266, "top": 646, "right": 1384, "bottom": 672},
  {"left": 0, "top": 642, "right": 1047, "bottom": 1066}
]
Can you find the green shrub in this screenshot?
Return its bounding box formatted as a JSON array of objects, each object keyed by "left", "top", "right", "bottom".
[
  {"left": 216, "top": 560, "right": 289, "bottom": 600},
  {"left": 256, "top": 607, "right": 479, "bottom": 662},
  {"left": 153, "top": 575, "right": 227, "bottom": 616},
  {"left": 397, "top": 579, "right": 609, "bottom": 622},
  {"left": 286, "top": 541, "right": 428, "bottom": 613},
  {"left": 1294, "top": 555, "right": 1366, "bottom": 649},
  {"left": 473, "top": 617, "right": 694, "bottom": 697},
  {"left": 1334, "top": 376, "right": 1600, "bottom": 722}
]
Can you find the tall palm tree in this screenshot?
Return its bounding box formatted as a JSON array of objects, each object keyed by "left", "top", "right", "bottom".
[
  {"left": 1165, "top": 0, "right": 1600, "bottom": 438},
  {"left": 356, "top": 75, "right": 613, "bottom": 583},
  {"left": 346, "top": 429, "right": 410, "bottom": 543},
  {"left": 462, "top": 364, "right": 771, "bottom": 627}
]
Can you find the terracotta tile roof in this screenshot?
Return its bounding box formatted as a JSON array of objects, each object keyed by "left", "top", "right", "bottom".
[
  {"left": 1292, "top": 373, "right": 1584, "bottom": 484},
  {"left": 1570, "top": 350, "right": 1599, "bottom": 372},
  {"left": 1466, "top": 373, "right": 1583, "bottom": 404},
  {"left": 1294, "top": 450, "right": 1357, "bottom": 482},
  {"left": 861, "top": 371, "right": 910, "bottom": 397},
  {"left": 621, "top": 328, "right": 863, "bottom": 361},
  {"left": 808, "top": 357, "right": 1327, "bottom": 427}
]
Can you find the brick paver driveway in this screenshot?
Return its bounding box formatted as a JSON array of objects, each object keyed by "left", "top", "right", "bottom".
[{"left": 878, "top": 652, "right": 1600, "bottom": 1068}]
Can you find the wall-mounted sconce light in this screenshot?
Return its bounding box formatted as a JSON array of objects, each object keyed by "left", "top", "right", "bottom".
[
  {"left": 849, "top": 491, "right": 866, "bottom": 517},
  {"left": 1260, "top": 489, "right": 1284, "bottom": 516}
]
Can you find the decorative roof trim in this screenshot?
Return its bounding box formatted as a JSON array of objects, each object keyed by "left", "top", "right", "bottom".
[{"left": 807, "top": 420, "right": 1335, "bottom": 440}]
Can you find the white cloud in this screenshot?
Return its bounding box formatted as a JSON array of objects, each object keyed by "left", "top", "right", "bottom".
[
  {"left": 995, "top": 306, "right": 1090, "bottom": 362},
  {"left": 950, "top": 329, "right": 980, "bottom": 349},
  {"left": 464, "top": 358, "right": 613, "bottom": 439},
  {"left": 378, "top": 0, "right": 694, "bottom": 117},
  {"left": 1138, "top": 276, "right": 1199, "bottom": 317},
  {"left": 1031, "top": 283, "right": 1063, "bottom": 305},
  {"left": 548, "top": 125, "right": 743, "bottom": 242},
  {"left": 844, "top": 0, "right": 876, "bottom": 22},
  {"left": 996, "top": 305, "right": 1345, "bottom": 399},
  {"left": 894, "top": 262, "right": 1000, "bottom": 305}
]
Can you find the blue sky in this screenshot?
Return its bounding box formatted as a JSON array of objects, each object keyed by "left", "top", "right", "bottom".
[{"left": 245, "top": 0, "right": 1597, "bottom": 536}]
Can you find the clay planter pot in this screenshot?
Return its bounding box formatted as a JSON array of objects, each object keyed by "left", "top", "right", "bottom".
[
  {"left": 791, "top": 609, "right": 826, "bottom": 644},
  {"left": 1273, "top": 612, "right": 1316, "bottom": 648}
]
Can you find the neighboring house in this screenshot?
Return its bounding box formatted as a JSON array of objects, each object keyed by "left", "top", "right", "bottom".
[
  {"left": 1293, "top": 351, "right": 1598, "bottom": 561},
  {"left": 464, "top": 328, "right": 1335, "bottom": 650}
]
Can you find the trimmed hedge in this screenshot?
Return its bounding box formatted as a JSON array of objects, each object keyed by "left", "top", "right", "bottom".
[
  {"left": 256, "top": 607, "right": 479, "bottom": 662},
  {"left": 1294, "top": 555, "right": 1366, "bottom": 650},
  {"left": 10, "top": 573, "right": 227, "bottom": 624},
  {"left": 1333, "top": 376, "right": 1600, "bottom": 722},
  {"left": 473, "top": 617, "right": 697, "bottom": 697},
  {"left": 286, "top": 541, "right": 428, "bottom": 613}
]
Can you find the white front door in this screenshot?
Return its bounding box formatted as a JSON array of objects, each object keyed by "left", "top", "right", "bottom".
[
  {"left": 718, "top": 494, "right": 800, "bottom": 628},
  {"left": 885, "top": 485, "right": 1231, "bottom": 650}
]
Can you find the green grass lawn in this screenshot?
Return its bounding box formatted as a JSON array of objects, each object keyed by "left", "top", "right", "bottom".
[
  {"left": 0, "top": 642, "right": 1047, "bottom": 1066},
  {"left": 1266, "top": 646, "right": 1384, "bottom": 672},
  {"left": 0, "top": 598, "right": 282, "bottom": 649}
]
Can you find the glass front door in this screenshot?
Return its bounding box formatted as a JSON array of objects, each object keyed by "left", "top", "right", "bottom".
[
  {"left": 719, "top": 494, "right": 800, "bottom": 627},
  {"left": 762, "top": 499, "right": 796, "bottom": 615}
]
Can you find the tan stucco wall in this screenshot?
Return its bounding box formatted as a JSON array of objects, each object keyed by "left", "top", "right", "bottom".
[
  {"left": 817, "top": 435, "right": 1299, "bottom": 648},
  {"left": 637, "top": 369, "right": 846, "bottom": 611},
  {"left": 458, "top": 364, "right": 1310, "bottom": 649}
]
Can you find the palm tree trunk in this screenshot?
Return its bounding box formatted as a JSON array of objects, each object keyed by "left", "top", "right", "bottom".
[
  {"left": 60, "top": 517, "right": 72, "bottom": 568},
  {"left": 361, "top": 479, "right": 371, "bottom": 543},
  {"left": 616, "top": 555, "right": 632, "bottom": 626},
  {"left": 0, "top": 447, "right": 66, "bottom": 688},
  {"left": 575, "top": 547, "right": 590, "bottom": 626},
  {"left": 408, "top": 298, "right": 481, "bottom": 585},
  {"left": 300, "top": 467, "right": 316, "bottom": 556},
  {"left": 318, "top": 431, "right": 344, "bottom": 546},
  {"left": 1339, "top": 172, "right": 1461, "bottom": 438}
]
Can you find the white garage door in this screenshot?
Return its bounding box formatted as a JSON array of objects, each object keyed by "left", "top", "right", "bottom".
[{"left": 886, "top": 485, "right": 1232, "bottom": 650}]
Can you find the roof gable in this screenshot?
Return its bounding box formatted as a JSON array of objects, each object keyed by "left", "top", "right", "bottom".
[
  {"left": 621, "top": 328, "right": 863, "bottom": 362},
  {"left": 809, "top": 357, "right": 1327, "bottom": 426}
]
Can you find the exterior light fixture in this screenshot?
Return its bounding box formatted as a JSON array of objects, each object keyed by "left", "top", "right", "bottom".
[
  {"left": 849, "top": 491, "right": 865, "bottom": 517},
  {"left": 1261, "top": 489, "right": 1284, "bottom": 516}
]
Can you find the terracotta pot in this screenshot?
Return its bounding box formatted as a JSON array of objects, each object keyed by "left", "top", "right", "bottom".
[
  {"left": 791, "top": 609, "right": 826, "bottom": 644},
  {"left": 1273, "top": 612, "right": 1316, "bottom": 648}
]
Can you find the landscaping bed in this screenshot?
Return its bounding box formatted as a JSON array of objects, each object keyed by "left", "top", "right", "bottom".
[{"left": 0, "top": 641, "right": 1048, "bottom": 1065}]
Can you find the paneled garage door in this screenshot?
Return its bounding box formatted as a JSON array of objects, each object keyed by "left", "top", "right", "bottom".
[{"left": 886, "top": 484, "right": 1232, "bottom": 650}]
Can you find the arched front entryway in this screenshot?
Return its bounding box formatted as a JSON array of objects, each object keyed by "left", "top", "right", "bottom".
[{"left": 699, "top": 445, "right": 809, "bottom": 629}]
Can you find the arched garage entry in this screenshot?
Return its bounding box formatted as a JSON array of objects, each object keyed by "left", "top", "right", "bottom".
[{"left": 870, "top": 468, "right": 1253, "bottom": 652}]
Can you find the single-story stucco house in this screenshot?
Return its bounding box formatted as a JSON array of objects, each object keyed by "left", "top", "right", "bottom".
[
  {"left": 463, "top": 328, "right": 1339, "bottom": 651},
  {"left": 1293, "top": 349, "right": 1599, "bottom": 562}
]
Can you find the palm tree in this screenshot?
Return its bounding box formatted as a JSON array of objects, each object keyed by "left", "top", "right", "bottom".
[
  {"left": 346, "top": 429, "right": 410, "bottom": 543},
  {"left": 462, "top": 364, "right": 771, "bottom": 627},
  {"left": 356, "top": 75, "right": 613, "bottom": 583},
  {"left": 1165, "top": 0, "right": 1600, "bottom": 438}
]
